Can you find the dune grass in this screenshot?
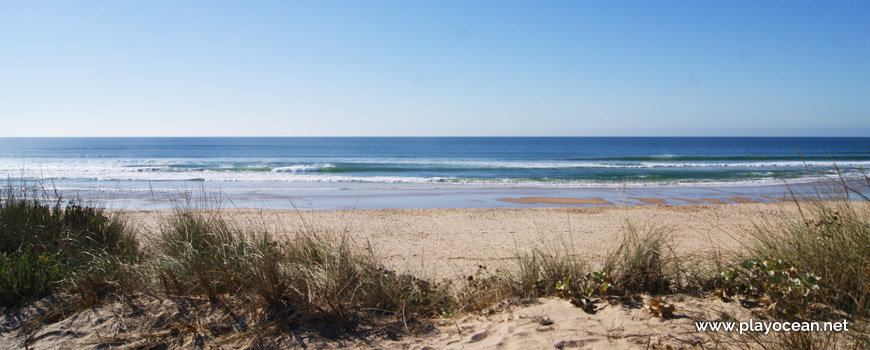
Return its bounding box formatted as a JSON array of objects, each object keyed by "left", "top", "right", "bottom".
[
  {"left": 604, "top": 223, "right": 676, "bottom": 295},
  {"left": 151, "top": 200, "right": 455, "bottom": 331},
  {"left": 495, "top": 245, "right": 587, "bottom": 300},
  {"left": 747, "top": 197, "right": 870, "bottom": 318},
  {"left": 707, "top": 181, "right": 870, "bottom": 349},
  {"left": 0, "top": 185, "right": 139, "bottom": 309},
  {"left": 457, "top": 219, "right": 684, "bottom": 318}
]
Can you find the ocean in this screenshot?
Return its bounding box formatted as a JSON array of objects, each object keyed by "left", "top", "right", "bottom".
[{"left": 1, "top": 137, "right": 868, "bottom": 209}]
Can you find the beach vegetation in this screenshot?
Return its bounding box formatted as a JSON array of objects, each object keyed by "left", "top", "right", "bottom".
[
  {"left": 151, "top": 198, "right": 455, "bottom": 332},
  {"left": 716, "top": 180, "right": 870, "bottom": 349},
  {"left": 746, "top": 197, "right": 870, "bottom": 319},
  {"left": 460, "top": 221, "right": 682, "bottom": 315},
  {"left": 706, "top": 180, "right": 870, "bottom": 325},
  {"left": 604, "top": 223, "right": 675, "bottom": 295},
  {"left": 0, "top": 185, "right": 139, "bottom": 309}
]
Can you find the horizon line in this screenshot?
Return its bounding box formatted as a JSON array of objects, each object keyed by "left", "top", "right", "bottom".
[{"left": 0, "top": 135, "right": 867, "bottom": 138}]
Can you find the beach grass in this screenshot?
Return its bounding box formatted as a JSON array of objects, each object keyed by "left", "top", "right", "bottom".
[
  {"left": 709, "top": 181, "right": 870, "bottom": 349},
  {"left": 150, "top": 196, "right": 455, "bottom": 332},
  {"left": 454, "top": 219, "right": 691, "bottom": 318},
  {"left": 747, "top": 196, "right": 869, "bottom": 318},
  {"left": 0, "top": 184, "right": 139, "bottom": 309},
  {"left": 603, "top": 223, "right": 676, "bottom": 295}
]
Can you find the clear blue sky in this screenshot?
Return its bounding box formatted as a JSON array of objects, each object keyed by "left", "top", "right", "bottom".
[{"left": 1, "top": 1, "right": 868, "bottom": 136}]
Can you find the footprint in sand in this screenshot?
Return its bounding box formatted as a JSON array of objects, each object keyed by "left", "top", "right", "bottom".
[{"left": 468, "top": 330, "right": 489, "bottom": 343}]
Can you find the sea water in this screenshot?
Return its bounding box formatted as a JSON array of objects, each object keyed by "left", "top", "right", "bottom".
[{"left": 1, "top": 137, "right": 868, "bottom": 209}]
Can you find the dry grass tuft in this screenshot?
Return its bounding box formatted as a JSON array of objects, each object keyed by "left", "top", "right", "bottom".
[
  {"left": 604, "top": 222, "right": 676, "bottom": 295},
  {"left": 151, "top": 197, "right": 455, "bottom": 331}
]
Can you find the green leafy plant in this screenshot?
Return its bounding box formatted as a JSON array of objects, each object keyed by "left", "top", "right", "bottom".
[
  {"left": 717, "top": 258, "right": 822, "bottom": 319},
  {"left": 585, "top": 270, "right": 612, "bottom": 297},
  {"left": 0, "top": 251, "right": 67, "bottom": 307},
  {"left": 1, "top": 186, "right": 139, "bottom": 308}
]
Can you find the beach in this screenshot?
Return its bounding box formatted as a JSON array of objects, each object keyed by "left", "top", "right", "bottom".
[
  {"left": 3, "top": 137, "right": 869, "bottom": 349},
  {"left": 5, "top": 201, "right": 840, "bottom": 350},
  {"left": 125, "top": 202, "right": 791, "bottom": 279}
]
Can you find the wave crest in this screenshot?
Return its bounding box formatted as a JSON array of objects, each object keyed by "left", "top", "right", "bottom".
[{"left": 271, "top": 164, "right": 334, "bottom": 173}]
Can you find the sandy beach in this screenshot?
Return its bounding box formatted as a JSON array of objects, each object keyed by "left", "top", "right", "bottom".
[
  {"left": 5, "top": 200, "right": 867, "bottom": 349},
  {"left": 124, "top": 202, "right": 798, "bottom": 280},
  {"left": 11, "top": 202, "right": 800, "bottom": 349}
]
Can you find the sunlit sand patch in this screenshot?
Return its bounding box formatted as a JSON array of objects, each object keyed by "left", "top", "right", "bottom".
[
  {"left": 701, "top": 198, "right": 726, "bottom": 204},
  {"left": 669, "top": 197, "right": 704, "bottom": 204},
  {"left": 498, "top": 197, "right": 614, "bottom": 205},
  {"left": 628, "top": 197, "right": 667, "bottom": 205}
]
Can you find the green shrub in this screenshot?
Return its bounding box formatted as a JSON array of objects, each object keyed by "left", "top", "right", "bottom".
[
  {"left": 0, "top": 251, "right": 66, "bottom": 307},
  {"left": 719, "top": 258, "right": 822, "bottom": 319},
  {"left": 0, "top": 187, "right": 139, "bottom": 308},
  {"left": 747, "top": 197, "right": 870, "bottom": 318}
]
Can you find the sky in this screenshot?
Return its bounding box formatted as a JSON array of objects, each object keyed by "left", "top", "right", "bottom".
[{"left": 1, "top": 1, "right": 869, "bottom": 137}]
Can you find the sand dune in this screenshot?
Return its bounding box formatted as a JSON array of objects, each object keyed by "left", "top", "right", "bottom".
[
  {"left": 390, "top": 296, "right": 751, "bottom": 350},
  {"left": 2, "top": 202, "right": 819, "bottom": 349},
  {"left": 1, "top": 294, "right": 752, "bottom": 350}
]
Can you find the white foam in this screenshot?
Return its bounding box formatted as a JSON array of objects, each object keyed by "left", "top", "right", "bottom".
[
  {"left": 288, "top": 158, "right": 870, "bottom": 169},
  {"left": 2, "top": 157, "right": 868, "bottom": 188},
  {"left": 134, "top": 167, "right": 168, "bottom": 172},
  {"left": 271, "top": 164, "right": 333, "bottom": 173}
]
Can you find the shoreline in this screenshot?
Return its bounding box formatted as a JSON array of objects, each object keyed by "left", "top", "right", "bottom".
[{"left": 74, "top": 179, "right": 865, "bottom": 210}]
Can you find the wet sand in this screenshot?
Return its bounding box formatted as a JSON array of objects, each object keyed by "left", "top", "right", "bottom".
[
  {"left": 725, "top": 196, "right": 759, "bottom": 204},
  {"left": 702, "top": 198, "right": 727, "bottom": 204},
  {"left": 498, "top": 195, "right": 768, "bottom": 206},
  {"left": 498, "top": 196, "right": 614, "bottom": 205},
  {"left": 94, "top": 179, "right": 865, "bottom": 210},
  {"left": 670, "top": 197, "right": 705, "bottom": 204},
  {"left": 628, "top": 197, "right": 667, "bottom": 205}
]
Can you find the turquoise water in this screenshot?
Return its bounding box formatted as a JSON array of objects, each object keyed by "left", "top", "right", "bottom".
[
  {"left": 2, "top": 137, "right": 869, "bottom": 186},
  {"left": 1, "top": 137, "right": 868, "bottom": 208}
]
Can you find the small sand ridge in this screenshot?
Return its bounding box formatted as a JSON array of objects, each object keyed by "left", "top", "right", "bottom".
[
  {"left": 670, "top": 197, "right": 705, "bottom": 204},
  {"left": 628, "top": 197, "right": 667, "bottom": 205},
  {"left": 498, "top": 196, "right": 614, "bottom": 205}
]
